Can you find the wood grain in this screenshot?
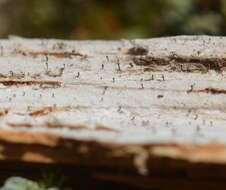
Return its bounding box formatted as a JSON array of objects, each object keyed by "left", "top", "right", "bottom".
[{"left": 0, "top": 36, "right": 226, "bottom": 188}]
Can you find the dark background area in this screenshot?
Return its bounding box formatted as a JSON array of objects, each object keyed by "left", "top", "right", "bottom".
[{"left": 0, "top": 0, "right": 225, "bottom": 39}]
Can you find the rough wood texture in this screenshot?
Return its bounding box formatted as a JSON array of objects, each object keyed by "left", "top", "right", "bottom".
[{"left": 1, "top": 35, "right": 226, "bottom": 188}]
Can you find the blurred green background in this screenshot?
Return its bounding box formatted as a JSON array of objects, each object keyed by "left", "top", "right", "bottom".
[{"left": 0, "top": 0, "right": 225, "bottom": 39}]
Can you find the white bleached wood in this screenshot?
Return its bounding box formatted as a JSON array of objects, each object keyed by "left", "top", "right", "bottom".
[{"left": 0, "top": 36, "right": 226, "bottom": 168}]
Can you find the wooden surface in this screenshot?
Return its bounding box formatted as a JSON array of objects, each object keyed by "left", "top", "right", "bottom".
[{"left": 0, "top": 36, "right": 226, "bottom": 188}]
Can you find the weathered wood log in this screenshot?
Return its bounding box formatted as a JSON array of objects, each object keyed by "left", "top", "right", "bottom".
[{"left": 1, "top": 35, "right": 226, "bottom": 189}]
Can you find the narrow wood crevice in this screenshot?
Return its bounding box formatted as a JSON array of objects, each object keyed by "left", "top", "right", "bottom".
[
  {"left": 7, "top": 123, "right": 119, "bottom": 133},
  {"left": 29, "top": 107, "right": 71, "bottom": 117},
  {"left": 0, "top": 80, "right": 61, "bottom": 88},
  {"left": 15, "top": 50, "right": 86, "bottom": 59},
  {"left": 187, "top": 88, "right": 226, "bottom": 94},
  {"left": 132, "top": 56, "right": 226, "bottom": 73}
]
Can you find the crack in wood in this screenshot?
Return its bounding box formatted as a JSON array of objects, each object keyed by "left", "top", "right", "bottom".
[
  {"left": 0, "top": 80, "right": 61, "bottom": 88},
  {"left": 132, "top": 56, "right": 226, "bottom": 73},
  {"left": 188, "top": 88, "right": 226, "bottom": 94},
  {"left": 15, "top": 50, "right": 86, "bottom": 59}
]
